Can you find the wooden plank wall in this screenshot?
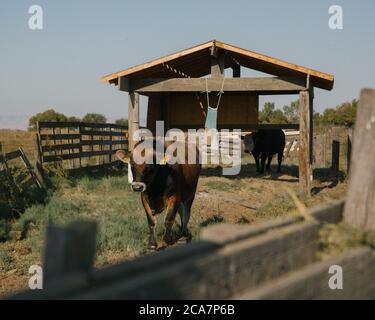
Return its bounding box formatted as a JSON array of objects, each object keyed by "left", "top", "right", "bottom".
[{"left": 147, "top": 93, "right": 259, "bottom": 131}]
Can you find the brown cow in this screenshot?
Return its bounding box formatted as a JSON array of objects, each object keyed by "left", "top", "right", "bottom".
[{"left": 116, "top": 140, "right": 201, "bottom": 249}]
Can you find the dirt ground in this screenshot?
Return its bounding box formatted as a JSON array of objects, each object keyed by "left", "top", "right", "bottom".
[{"left": 192, "top": 163, "right": 346, "bottom": 226}]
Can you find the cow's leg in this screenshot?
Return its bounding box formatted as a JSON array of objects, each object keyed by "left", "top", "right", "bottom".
[
  {"left": 178, "top": 197, "right": 193, "bottom": 243},
  {"left": 260, "top": 153, "right": 267, "bottom": 173},
  {"left": 277, "top": 151, "right": 283, "bottom": 173},
  {"left": 163, "top": 197, "right": 179, "bottom": 245},
  {"left": 141, "top": 194, "right": 158, "bottom": 249},
  {"left": 253, "top": 152, "right": 260, "bottom": 173},
  {"left": 266, "top": 155, "right": 273, "bottom": 172}
]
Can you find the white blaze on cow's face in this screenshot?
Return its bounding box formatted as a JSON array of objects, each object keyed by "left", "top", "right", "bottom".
[
  {"left": 116, "top": 150, "right": 134, "bottom": 184},
  {"left": 243, "top": 134, "right": 255, "bottom": 153}
]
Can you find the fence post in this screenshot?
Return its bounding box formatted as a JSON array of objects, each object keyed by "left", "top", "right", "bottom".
[
  {"left": 331, "top": 127, "right": 340, "bottom": 173},
  {"left": 344, "top": 89, "right": 375, "bottom": 230},
  {"left": 33, "top": 133, "right": 44, "bottom": 183},
  {"left": 43, "top": 220, "right": 97, "bottom": 287}
]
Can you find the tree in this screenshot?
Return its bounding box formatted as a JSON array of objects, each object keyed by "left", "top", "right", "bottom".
[
  {"left": 335, "top": 99, "right": 357, "bottom": 127},
  {"left": 259, "top": 102, "right": 288, "bottom": 124},
  {"left": 313, "top": 99, "right": 357, "bottom": 127},
  {"left": 28, "top": 109, "right": 67, "bottom": 131},
  {"left": 269, "top": 110, "right": 288, "bottom": 124},
  {"left": 282, "top": 100, "right": 299, "bottom": 123},
  {"left": 82, "top": 113, "right": 107, "bottom": 124},
  {"left": 67, "top": 116, "right": 81, "bottom": 122},
  {"left": 115, "top": 118, "right": 128, "bottom": 127},
  {"left": 259, "top": 102, "right": 275, "bottom": 123}
]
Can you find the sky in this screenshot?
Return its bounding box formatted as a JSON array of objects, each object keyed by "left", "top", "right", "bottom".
[{"left": 0, "top": 0, "right": 374, "bottom": 129}]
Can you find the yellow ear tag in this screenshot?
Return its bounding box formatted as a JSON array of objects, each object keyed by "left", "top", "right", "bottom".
[{"left": 159, "top": 155, "right": 168, "bottom": 165}]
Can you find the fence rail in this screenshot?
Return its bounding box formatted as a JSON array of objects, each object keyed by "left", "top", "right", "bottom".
[
  {"left": 0, "top": 143, "right": 42, "bottom": 192},
  {"left": 36, "top": 121, "right": 128, "bottom": 172}
]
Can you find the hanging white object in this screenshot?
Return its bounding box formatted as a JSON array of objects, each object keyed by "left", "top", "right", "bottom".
[
  {"left": 203, "top": 77, "right": 225, "bottom": 130},
  {"left": 128, "top": 162, "right": 134, "bottom": 183}
]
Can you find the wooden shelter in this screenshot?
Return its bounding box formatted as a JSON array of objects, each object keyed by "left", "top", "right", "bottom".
[{"left": 102, "top": 40, "right": 334, "bottom": 194}]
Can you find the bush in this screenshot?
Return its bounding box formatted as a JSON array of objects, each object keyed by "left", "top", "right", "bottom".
[
  {"left": 28, "top": 109, "right": 68, "bottom": 131},
  {"left": 115, "top": 118, "right": 128, "bottom": 127},
  {"left": 0, "top": 219, "right": 10, "bottom": 242},
  {"left": 82, "top": 113, "right": 107, "bottom": 124}
]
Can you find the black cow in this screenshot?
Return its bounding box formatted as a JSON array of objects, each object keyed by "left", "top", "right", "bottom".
[
  {"left": 116, "top": 140, "right": 201, "bottom": 249},
  {"left": 243, "top": 129, "right": 286, "bottom": 173}
]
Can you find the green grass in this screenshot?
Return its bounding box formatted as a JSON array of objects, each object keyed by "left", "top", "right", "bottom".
[{"left": 4, "top": 169, "right": 203, "bottom": 269}]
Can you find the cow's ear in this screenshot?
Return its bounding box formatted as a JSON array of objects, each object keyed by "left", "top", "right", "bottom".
[{"left": 116, "top": 150, "right": 130, "bottom": 163}]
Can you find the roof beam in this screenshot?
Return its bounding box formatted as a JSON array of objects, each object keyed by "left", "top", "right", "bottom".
[
  {"left": 211, "top": 48, "right": 225, "bottom": 78},
  {"left": 123, "top": 77, "right": 306, "bottom": 94}
]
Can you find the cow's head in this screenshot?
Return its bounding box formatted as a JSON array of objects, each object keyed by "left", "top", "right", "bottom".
[
  {"left": 243, "top": 134, "right": 255, "bottom": 153},
  {"left": 116, "top": 147, "right": 160, "bottom": 193},
  {"left": 243, "top": 131, "right": 264, "bottom": 153}
]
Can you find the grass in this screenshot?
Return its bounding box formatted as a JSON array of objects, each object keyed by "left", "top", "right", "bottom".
[
  {"left": 4, "top": 168, "right": 202, "bottom": 272},
  {"left": 0, "top": 249, "right": 13, "bottom": 271},
  {"left": 318, "top": 222, "right": 375, "bottom": 260}
]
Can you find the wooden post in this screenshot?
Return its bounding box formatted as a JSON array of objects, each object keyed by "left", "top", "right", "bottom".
[
  {"left": 347, "top": 127, "right": 353, "bottom": 173},
  {"left": 211, "top": 48, "right": 225, "bottom": 78},
  {"left": 78, "top": 124, "right": 82, "bottom": 168},
  {"left": 128, "top": 92, "right": 139, "bottom": 151},
  {"left": 43, "top": 220, "right": 97, "bottom": 287},
  {"left": 323, "top": 128, "right": 327, "bottom": 167},
  {"left": 344, "top": 89, "right": 375, "bottom": 230},
  {"left": 33, "top": 133, "right": 44, "bottom": 182},
  {"left": 331, "top": 127, "right": 340, "bottom": 173},
  {"left": 298, "top": 89, "right": 312, "bottom": 195},
  {"left": 232, "top": 63, "right": 240, "bottom": 78},
  {"left": 0, "top": 142, "right": 3, "bottom": 171}
]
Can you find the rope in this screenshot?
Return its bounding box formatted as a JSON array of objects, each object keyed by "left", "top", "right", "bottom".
[
  {"left": 162, "top": 62, "right": 207, "bottom": 117},
  {"left": 216, "top": 75, "right": 226, "bottom": 110},
  {"left": 205, "top": 78, "right": 210, "bottom": 108}
]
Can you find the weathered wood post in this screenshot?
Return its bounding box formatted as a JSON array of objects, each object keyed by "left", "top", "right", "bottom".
[
  {"left": 128, "top": 92, "right": 139, "bottom": 151},
  {"left": 331, "top": 127, "right": 340, "bottom": 173},
  {"left": 344, "top": 89, "right": 375, "bottom": 230},
  {"left": 43, "top": 220, "right": 97, "bottom": 287},
  {"left": 347, "top": 127, "right": 353, "bottom": 173},
  {"left": 33, "top": 132, "right": 44, "bottom": 183},
  {"left": 298, "top": 77, "right": 313, "bottom": 195},
  {"left": 211, "top": 44, "right": 225, "bottom": 79}
]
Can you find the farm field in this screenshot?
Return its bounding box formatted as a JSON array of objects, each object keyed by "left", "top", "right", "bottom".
[
  {"left": 0, "top": 130, "right": 35, "bottom": 163},
  {"left": 0, "top": 151, "right": 347, "bottom": 297}
]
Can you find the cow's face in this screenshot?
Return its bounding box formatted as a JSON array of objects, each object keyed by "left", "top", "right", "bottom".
[
  {"left": 116, "top": 149, "right": 158, "bottom": 192},
  {"left": 243, "top": 134, "right": 255, "bottom": 153}
]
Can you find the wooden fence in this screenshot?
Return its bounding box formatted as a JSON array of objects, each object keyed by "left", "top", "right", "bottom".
[
  {"left": 35, "top": 121, "right": 128, "bottom": 173},
  {"left": 7, "top": 199, "right": 375, "bottom": 299},
  {"left": 283, "top": 127, "right": 353, "bottom": 172}
]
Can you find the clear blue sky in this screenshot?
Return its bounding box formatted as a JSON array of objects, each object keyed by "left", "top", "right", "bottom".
[{"left": 1, "top": 0, "right": 374, "bottom": 129}]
